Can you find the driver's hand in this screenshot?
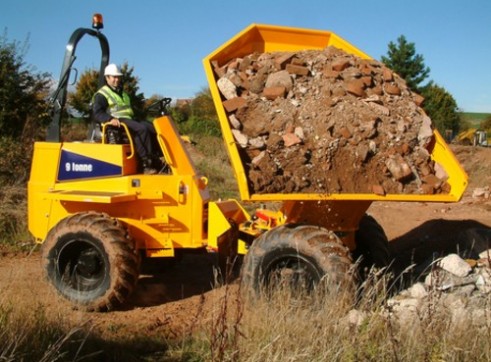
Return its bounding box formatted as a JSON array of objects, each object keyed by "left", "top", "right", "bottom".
[{"left": 108, "top": 118, "right": 120, "bottom": 127}]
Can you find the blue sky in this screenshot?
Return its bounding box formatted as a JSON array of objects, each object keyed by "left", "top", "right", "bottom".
[{"left": 2, "top": 0, "right": 490, "bottom": 113}]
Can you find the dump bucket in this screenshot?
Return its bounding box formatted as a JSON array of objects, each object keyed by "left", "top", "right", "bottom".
[{"left": 203, "top": 24, "right": 467, "bottom": 203}]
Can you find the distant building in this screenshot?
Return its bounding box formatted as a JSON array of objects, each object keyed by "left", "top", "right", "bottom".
[{"left": 175, "top": 98, "right": 193, "bottom": 108}]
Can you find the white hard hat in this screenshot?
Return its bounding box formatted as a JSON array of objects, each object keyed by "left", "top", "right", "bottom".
[{"left": 104, "top": 63, "right": 122, "bottom": 76}]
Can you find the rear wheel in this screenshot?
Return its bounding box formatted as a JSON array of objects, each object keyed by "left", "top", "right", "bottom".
[
  {"left": 42, "top": 212, "right": 140, "bottom": 312},
  {"left": 241, "top": 224, "right": 354, "bottom": 298},
  {"left": 354, "top": 214, "right": 391, "bottom": 274}
]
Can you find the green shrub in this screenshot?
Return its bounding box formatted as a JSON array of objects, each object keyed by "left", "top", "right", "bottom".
[
  {"left": 0, "top": 186, "right": 28, "bottom": 251},
  {"left": 178, "top": 115, "right": 222, "bottom": 137},
  {"left": 0, "top": 137, "right": 32, "bottom": 186}
]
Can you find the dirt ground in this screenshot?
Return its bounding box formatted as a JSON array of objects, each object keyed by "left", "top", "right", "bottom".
[{"left": 0, "top": 145, "right": 490, "bottom": 343}]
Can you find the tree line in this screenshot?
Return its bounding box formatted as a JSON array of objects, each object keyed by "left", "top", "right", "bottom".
[{"left": 0, "top": 30, "right": 486, "bottom": 144}]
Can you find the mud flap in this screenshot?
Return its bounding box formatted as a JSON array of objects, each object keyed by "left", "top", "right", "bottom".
[{"left": 207, "top": 200, "right": 250, "bottom": 254}]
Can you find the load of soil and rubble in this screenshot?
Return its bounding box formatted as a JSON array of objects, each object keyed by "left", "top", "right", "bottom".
[{"left": 212, "top": 46, "right": 450, "bottom": 195}]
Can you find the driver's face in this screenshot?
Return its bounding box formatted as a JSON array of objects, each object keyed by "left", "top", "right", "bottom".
[{"left": 106, "top": 75, "right": 122, "bottom": 88}]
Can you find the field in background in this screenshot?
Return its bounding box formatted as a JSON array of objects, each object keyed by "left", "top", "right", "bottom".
[{"left": 460, "top": 112, "right": 491, "bottom": 128}]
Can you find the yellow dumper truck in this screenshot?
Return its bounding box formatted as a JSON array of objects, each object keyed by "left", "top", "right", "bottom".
[{"left": 28, "top": 16, "right": 468, "bottom": 311}]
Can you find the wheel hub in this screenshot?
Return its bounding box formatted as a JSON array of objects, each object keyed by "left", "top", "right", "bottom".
[{"left": 76, "top": 248, "right": 103, "bottom": 277}]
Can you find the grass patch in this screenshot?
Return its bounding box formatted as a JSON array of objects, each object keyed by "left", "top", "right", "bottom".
[
  {"left": 0, "top": 301, "right": 98, "bottom": 361},
  {"left": 190, "top": 134, "right": 240, "bottom": 201},
  {"left": 0, "top": 185, "right": 31, "bottom": 253},
  {"left": 0, "top": 298, "right": 177, "bottom": 361},
  {"left": 459, "top": 112, "right": 491, "bottom": 129},
  {"left": 170, "top": 272, "right": 491, "bottom": 362},
  {"left": 1, "top": 258, "right": 491, "bottom": 360}
]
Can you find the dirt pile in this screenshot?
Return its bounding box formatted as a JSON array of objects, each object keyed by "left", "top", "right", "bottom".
[{"left": 212, "top": 46, "right": 450, "bottom": 195}]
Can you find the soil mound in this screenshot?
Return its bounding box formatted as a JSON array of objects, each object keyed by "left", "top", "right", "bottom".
[{"left": 213, "top": 46, "right": 449, "bottom": 195}]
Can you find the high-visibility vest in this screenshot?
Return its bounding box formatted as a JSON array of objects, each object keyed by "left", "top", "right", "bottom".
[{"left": 96, "top": 85, "right": 134, "bottom": 119}]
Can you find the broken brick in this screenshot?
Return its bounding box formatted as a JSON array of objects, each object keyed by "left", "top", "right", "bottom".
[
  {"left": 385, "top": 83, "right": 401, "bottom": 96},
  {"left": 222, "top": 97, "right": 246, "bottom": 112},
  {"left": 282, "top": 133, "right": 302, "bottom": 147},
  {"left": 263, "top": 86, "right": 286, "bottom": 100},
  {"left": 286, "top": 64, "right": 310, "bottom": 76}
]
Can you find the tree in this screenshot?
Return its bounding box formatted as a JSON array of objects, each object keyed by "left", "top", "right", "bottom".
[
  {"left": 381, "top": 35, "right": 430, "bottom": 91},
  {"left": 381, "top": 35, "right": 462, "bottom": 136},
  {"left": 420, "top": 82, "right": 460, "bottom": 135},
  {"left": 172, "top": 87, "right": 221, "bottom": 136},
  {"left": 68, "top": 62, "right": 145, "bottom": 122},
  {"left": 190, "top": 87, "right": 217, "bottom": 121},
  {"left": 68, "top": 68, "right": 98, "bottom": 121},
  {"left": 120, "top": 63, "right": 145, "bottom": 120},
  {"left": 481, "top": 115, "right": 491, "bottom": 132},
  {"left": 0, "top": 31, "right": 51, "bottom": 139}
]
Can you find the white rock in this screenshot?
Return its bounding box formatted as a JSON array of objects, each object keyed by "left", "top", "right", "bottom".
[
  {"left": 386, "top": 298, "right": 421, "bottom": 325},
  {"left": 345, "top": 309, "right": 367, "bottom": 327},
  {"left": 265, "top": 70, "right": 293, "bottom": 91},
  {"left": 228, "top": 114, "right": 242, "bottom": 130},
  {"left": 231, "top": 129, "right": 248, "bottom": 148},
  {"left": 424, "top": 268, "right": 443, "bottom": 287},
  {"left": 387, "top": 297, "right": 420, "bottom": 313},
  {"left": 417, "top": 115, "right": 434, "bottom": 146},
  {"left": 408, "top": 282, "right": 428, "bottom": 299},
  {"left": 449, "top": 301, "right": 468, "bottom": 326},
  {"left": 368, "top": 102, "right": 390, "bottom": 116},
  {"left": 472, "top": 187, "right": 490, "bottom": 199},
  {"left": 249, "top": 137, "right": 265, "bottom": 149},
  {"left": 217, "top": 77, "right": 237, "bottom": 100},
  {"left": 424, "top": 272, "right": 433, "bottom": 287},
  {"left": 470, "top": 309, "right": 489, "bottom": 328},
  {"left": 452, "top": 284, "right": 476, "bottom": 297},
  {"left": 434, "top": 162, "right": 449, "bottom": 181},
  {"left": 368, "top": 140, "right": 377, "bottom": 153},
  {"left": 294, "top": 126, "right": 305, "bottom": 140},
  {"left": 290, "top": 99, "right": 300, "bottom": 107},
  {"left": 438, "top": 253, "right": 472, "bottom": 278},
  {"left": 475, "top": 270, "right": 491, "bottom": 293},
  {"left": 479, "top": 249, "right": 491, "bottom": 259}
]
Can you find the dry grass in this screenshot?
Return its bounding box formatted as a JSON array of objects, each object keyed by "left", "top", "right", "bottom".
[
  {"left": 190, "top": 134, "right": 240, "bottom": 201},
  {"left": 0, "top": 299, "right": 100, "bottom": 361},
  {"left": 0, "top": 185, "right": 30, "bottom": 253},
  {"left": 1, "top": 263, "right": 490, "bottom": 361},
  {"left": 160, "top": 270, "right": 491, "bottom": 362}
]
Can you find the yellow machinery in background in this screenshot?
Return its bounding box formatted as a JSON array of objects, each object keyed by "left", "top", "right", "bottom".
[
  {"left": 28, "top": 18, "right": 468, "bottom": 311},
  {"left": 454, "top": 128, "right": 489, "bottom": 147}
]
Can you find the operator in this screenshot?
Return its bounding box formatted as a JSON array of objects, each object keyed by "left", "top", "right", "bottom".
[{"left": 92, "top": 63, "right": 160, "bottom": 174}]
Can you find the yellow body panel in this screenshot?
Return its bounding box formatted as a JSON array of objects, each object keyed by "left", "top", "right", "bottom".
[
  {"left": 203, "top": 24, "right": 468, "bottom": 203},
  {"left": 207, "top": 200, "right": 250, "bottom": 253},
  {"left": 28, "top": 116, "right": 250, "bottom": 257}
]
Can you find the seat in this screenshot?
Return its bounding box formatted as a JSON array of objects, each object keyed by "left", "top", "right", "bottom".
[{"left": 88, "top": 121, "right": 129, "bottom": 145}]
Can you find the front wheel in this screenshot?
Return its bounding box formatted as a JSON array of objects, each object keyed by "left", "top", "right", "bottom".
[
  {"left": 42, "top": 212, "right": 140, "bottom": 312},
  {"left": 241, "top": 224, "right": 354, "bottom": 298}
]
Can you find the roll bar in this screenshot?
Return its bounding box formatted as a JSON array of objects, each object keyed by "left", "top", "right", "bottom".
[{"left": 46, "top": 26, "right": 109, "bottom": 142}]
